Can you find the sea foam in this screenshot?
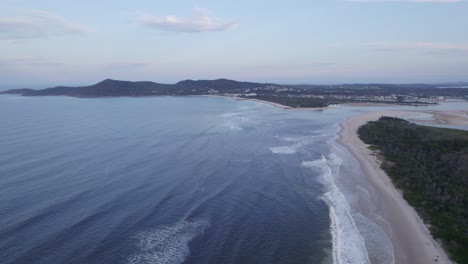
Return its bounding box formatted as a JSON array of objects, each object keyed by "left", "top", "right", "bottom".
[
  {"left": 127, "top": 219, "right": 209, "bottom": 264},
  {"left": 269, "top": 146, "right": 298, "bottom": 154},
  {"left": 270, "top": 135, "right": 325, "bottom": 155},
  {"left": 302, "top": 155, "right": 371, "bottom": 264}
]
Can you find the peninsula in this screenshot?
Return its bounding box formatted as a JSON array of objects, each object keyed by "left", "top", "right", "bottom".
[
  {"left": 358, "top": 117, "right": 467, "bottom": 263},
  {"left": 340, "top": 112, "right": 467, "bottom": 264}
]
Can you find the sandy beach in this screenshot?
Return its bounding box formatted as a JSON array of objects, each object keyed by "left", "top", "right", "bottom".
[
  {"left": 234, "top": 97, "right": 464, "bottom": 263},
  {"left": 197, "top": 95, "right": 292, "bottom": 109},
  {"left": 338, "top": 111, "right": 452, "bottom": 264},
  {"left": 204, "top": 93, "right": 464, "bottom": 263},
  {"left": 238, "top": 98, "right": 293, "bottom": 109}
]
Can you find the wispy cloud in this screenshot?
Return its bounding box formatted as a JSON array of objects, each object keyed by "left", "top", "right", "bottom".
[
  {"left": 348, "top": 0, "right": 463, "bottom": 2},
  {"left": 368, "top": 41, "right": 468, "bottom": 56},
  {"left": 139, "top": 7, "right": 238, "bottom": 33},
  {"left": 0, "top": 10, "right": 94, "bottom": 41}
]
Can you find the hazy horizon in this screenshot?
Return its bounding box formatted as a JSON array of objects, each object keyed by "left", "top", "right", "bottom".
[{"left": 2, "top": 78, "right": 468, "bottom": 91}]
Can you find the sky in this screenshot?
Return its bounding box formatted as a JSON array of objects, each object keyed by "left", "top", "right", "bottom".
[{"left": 0, "top": 0, "right": 467, "bottom": 86}]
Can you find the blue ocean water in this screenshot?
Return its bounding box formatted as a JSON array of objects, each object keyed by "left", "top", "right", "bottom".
[
  {"left": 0, "top": 95, "right": 352, "bottom": 264},
  {"left": 1, "top": 95, "right": 465, "bottom": 264}
]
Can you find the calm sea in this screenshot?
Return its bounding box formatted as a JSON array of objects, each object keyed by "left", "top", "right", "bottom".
[{"left": 0, "top": 95, "right": 465, "bottom": 264}]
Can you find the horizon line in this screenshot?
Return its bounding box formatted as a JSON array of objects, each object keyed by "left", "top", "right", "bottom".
[{"left": 1, "top": 78, "right": 468, "bottom": 89}]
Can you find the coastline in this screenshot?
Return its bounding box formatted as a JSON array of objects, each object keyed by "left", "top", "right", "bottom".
[
  {"left": 236, "top": 98, "right": 293, "bottom": 109},
  {"left": 198, "top": 95, "right": 329, "bottom": 110},
  {"left": 338, "top": 111, "right": 452, "bottom": 264},
  {"left": 196, "top": 95, "right": 290, "bottom": 109}
]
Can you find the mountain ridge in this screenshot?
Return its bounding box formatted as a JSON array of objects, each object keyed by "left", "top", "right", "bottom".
[{"left": 0, "top": 78, "right": 268, "bottom": 97}]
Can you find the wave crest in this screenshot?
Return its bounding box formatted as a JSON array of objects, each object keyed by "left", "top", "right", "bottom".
[{"left": 128, "top": 219, "right": 209, "bottom": 264}]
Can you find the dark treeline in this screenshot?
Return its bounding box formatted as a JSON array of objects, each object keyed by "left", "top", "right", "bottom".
[
  {"left": 246, "top": 95, "right": 434, "bottom": 108},
  {"left": 358, "top": 117, "right": 468, "bottom": 263}
]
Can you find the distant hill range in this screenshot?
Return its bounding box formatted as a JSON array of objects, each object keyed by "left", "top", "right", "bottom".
[
  {"left": 2, "top": 78, "right": 467, "bottom": 108},
  {"left": 0, "top": 79, "right": 269, "bottom": 97}
]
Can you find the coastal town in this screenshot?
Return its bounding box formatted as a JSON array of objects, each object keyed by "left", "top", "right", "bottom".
[{"left": 200, "top": 81, "right": 467, "bottom": 107}]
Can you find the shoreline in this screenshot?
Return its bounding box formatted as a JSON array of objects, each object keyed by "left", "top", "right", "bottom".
[
  {"left": 196, "top": 95, "right": 290, "bottom": 109},
  {"left": 198, "top": 95, "right": 329, "bottom": 110},
  {"left": 337, "top": 111, "right": 452, "bottom": 264}
]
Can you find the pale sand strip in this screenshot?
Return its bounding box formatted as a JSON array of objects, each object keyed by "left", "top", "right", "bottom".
[
  {"left": 338, "top": 111, "right": 452, "bottom": 264},
  {"left": 239, "top": 98, "right": 293, "bottom": 109},
  {"left": 409, "top": 110, "right": 468, "bottom": 126},
  {"left": 196, "top": 95, "right": 292, "bottom": 109},
  {"left": 237, "top": 97, "right": 329, "bottom": 110},
  {"left": 199, "top": 95, "right": 330, "bottom": 110}
]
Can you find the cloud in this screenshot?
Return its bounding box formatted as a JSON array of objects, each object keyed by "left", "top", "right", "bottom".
[
  {"left": 0, "top": 10, "right": 94, "bottom": 40},
  {"left": 368, "top": 41, "right": 468, "bottom": 56},
  {"left": 139, "top": 7, "right": 238, "bottom": 33},
  {"left": 347, "top": 0, "right": 463, "bottom": 2}
]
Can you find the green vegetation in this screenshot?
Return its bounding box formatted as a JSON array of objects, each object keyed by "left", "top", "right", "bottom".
[{"left": 358, "top": 117, "right": 468, "bottom": 263}]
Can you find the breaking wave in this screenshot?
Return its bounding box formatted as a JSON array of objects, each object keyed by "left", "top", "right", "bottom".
[
  {"left": 270, "top": 134, "right": 326, "bottom": 155},
  {"left": 302, "top": 155, "right": 371, "bottom": 264},
  {"left": 127, "top": 219, "right": 209, "bottom": 264},
  {"left": 270, "top": 146, "right": 298, "bottom": 154}
]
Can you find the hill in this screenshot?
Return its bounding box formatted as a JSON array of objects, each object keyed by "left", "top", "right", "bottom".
[{"left": 0, "top": 79, "right": 268, "bottom": 97}]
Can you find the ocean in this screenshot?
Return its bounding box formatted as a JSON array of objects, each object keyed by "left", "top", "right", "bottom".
[{"left": 0, "top": 95, "right": 465, "bottom": 264}]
